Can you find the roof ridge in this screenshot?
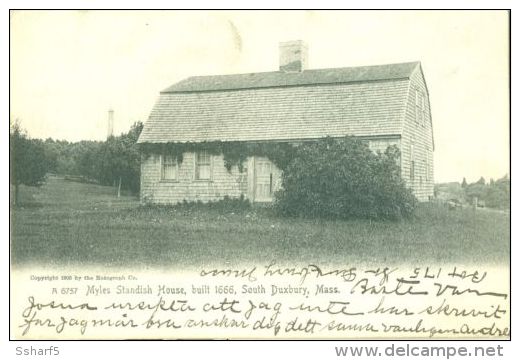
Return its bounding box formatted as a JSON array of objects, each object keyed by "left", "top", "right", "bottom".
[
  {"left": 184, "top": 61, "right": 421, "bottom": 80},
  {"left": 162, "top": 61, "right": 420, "bottom": 93}
]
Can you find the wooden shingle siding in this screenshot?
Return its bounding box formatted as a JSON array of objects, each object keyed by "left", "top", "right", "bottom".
[
  {"left": 139, "top": 80, "right": 409, "bottom": 144},
  {"left": 401, "top": 66, "right": 434, "bottom": 201},
  {"left": 140, "top": 153, "right": 249, "bottom": 205}
]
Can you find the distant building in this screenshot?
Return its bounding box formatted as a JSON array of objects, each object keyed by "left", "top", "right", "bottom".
[{"left": 138, "top": 41, "right": 434, "bottom": 204}]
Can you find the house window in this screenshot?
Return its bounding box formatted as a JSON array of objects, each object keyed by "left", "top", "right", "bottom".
[
  {"left": 161, "top": 154, "right": 178, "bottom": 180},
  {"left": 410, "top": 143, "right": 415, "bottom": 181},
  {"left": 195, "top": 151, "right": 211, "bottom": 180},
  {"left": 425, "top": 156, "right": 430, "bottom": 181},
  {"left": 415, "top": 89, "right": 424, "bottom": 125}
]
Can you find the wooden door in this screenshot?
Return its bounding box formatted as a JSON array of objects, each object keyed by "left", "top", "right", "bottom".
[{"left": 254, "top": 158, "right": 274, "bottom": 202}]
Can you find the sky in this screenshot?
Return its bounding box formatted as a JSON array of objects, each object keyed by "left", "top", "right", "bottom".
[{"left": 9, "top": 10, "right": 509, "bottom": 183}]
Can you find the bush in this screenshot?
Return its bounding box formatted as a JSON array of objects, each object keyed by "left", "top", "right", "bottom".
[
  {"left": 175, "top": 195, "right": 251, "bottom": 212},
  {"left": 274, "top": 137, "right": 417, "bottom": 220}
]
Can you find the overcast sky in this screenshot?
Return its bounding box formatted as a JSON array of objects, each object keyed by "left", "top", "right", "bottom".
[{"left": 10, "top": 10, "right": 509, "bottom": 183}]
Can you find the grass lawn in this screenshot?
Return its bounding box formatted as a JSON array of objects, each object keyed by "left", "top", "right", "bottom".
[{"left": 10, "top": 176, "right": 510, "bottom": 269}]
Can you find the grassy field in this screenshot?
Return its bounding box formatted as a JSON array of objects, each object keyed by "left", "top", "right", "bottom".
[{"left": 10, "top": 176, "right": 510, "bottom": 269}]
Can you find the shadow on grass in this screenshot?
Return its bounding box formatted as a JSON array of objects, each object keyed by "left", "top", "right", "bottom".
[{"left": 11, "top": 202, "right": 44, "bottom": 209}]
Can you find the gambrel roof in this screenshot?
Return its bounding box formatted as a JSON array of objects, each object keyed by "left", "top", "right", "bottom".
[{"left": 138, "top": 61, "right": 421, "bottom": 144}]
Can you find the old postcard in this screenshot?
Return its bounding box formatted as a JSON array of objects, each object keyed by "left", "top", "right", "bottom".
[{"left": 9, "top": 10, "right": 510, "bottom": 340}]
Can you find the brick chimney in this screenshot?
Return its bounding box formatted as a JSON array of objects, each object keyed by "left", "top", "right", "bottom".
[{"left": 279, "top": 40, "right": 308, "bottom": 72}]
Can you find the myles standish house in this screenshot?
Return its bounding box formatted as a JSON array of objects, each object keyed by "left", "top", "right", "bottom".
[{"left": 137, "top": 41, "right": 434, "bottom": 204}]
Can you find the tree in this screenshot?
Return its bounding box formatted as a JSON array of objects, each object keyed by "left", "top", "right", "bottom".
[
  {"left": 465, "top": 180, "right": 487, "bottom": 203},
  {"left": 274, "top": 137, "right": 417, "bottom": 220},
  {"left": 34, "top": 122, "right": 144, "bottom": 195},
  {"left": 461, "top": 177, "right": 468, "bottom": 188},
  {"left": 73, "top": 140, "right": 103, "bottom": 179},
  {"left": 461, "top": 174, "right": 510, "bottom": 209},
  {"left": 486, "top": 175, "right": 510, "bottom": 209},
  {"left": 10, "top": 122, "right": 50, "bottom": 205},
  {"left": 95, "top": 122, "right": 143, "bottom": 194}
]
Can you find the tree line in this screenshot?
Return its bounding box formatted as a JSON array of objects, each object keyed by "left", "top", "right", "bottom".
[
  {"left": 461, "top": 175, "right": 510, "bottom": 209},
  {"left": 434, "top": 175, "right": 510, "bottom": 210},
  {"left": 10, "top": 121, "right": 143, "bottom": 204}
]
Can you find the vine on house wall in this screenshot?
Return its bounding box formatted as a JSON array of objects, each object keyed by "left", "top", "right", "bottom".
[{"left": 139, "top": 141, "right": 298, "bottom": 172}]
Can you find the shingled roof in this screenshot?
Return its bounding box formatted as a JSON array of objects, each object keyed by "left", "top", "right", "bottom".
[{"left": 138, "top": 61, "right": 420, "bottom": 144}]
